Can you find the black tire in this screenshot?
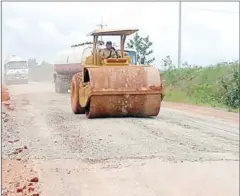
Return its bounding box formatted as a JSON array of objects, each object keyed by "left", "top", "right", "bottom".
[{"left": 55, "top": 78, "right": 68, "bottom": 93}]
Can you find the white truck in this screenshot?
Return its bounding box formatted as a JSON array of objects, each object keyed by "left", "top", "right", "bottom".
[{"left": 3, "top": 55, "right": 29, "bottom": 85}]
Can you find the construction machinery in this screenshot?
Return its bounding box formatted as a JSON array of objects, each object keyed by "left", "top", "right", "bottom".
[{"left": 71, "top": 28, "right": 164, "bottom": 118}]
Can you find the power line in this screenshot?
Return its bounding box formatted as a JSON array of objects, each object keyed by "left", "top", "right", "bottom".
[
  {"left": 177, "top": 2, "right": 238, "bottom": 68},
  {"left": 184, "top": 4, "right": 239, "bottom": 14},
  {"left": 195, "top": 8, "right": 238, "bottom": 14}
]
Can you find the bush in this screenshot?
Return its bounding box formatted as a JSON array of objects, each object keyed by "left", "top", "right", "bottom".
[
  {"left": 219, "top": 66, "right": 239, "bottom": 108},
  {"left": 162, "top": 61, "right": 240, "bottom": 110}
]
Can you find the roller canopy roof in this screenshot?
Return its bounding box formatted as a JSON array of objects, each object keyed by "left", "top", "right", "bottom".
[{"left": 88, "top": 28, "right": 139, "bottom": 36}]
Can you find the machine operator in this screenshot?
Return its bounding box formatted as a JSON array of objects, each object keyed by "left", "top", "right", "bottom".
[{"left": 99, "top": 41, "right": 120, "bottom": 59}]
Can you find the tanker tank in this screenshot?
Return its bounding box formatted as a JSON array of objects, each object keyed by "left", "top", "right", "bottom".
[{"left": 53, "top": 44, "right": 92, "bottom": 93}]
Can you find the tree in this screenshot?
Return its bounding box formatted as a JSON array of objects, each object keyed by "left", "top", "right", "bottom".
[
  {"left": 127, "top": 33, "right": 155, "bottom": 65},
  {"left": 162, "top": 55, "right": 174, "bottom": 70},
  {"left": 182, "top": 61, "right": 189, "bottom": 68}
]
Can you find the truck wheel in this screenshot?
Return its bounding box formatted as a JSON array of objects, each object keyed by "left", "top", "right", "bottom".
[{"left": 55, "top": 78, "right": 68, "bottom": 93}]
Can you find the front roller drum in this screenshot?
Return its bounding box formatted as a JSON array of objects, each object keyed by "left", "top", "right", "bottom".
[
  {"left": 71, "top": 73, "right": 85, "bottom": 114},
  {"left": 85, "top": 94, "right": 161, "bottom": 118},
  {"left": 83, "top": 66, "right": 163, "bottom": 118},
  {"left": 76, "top": 66, "right": 163, "bottom": 118}
]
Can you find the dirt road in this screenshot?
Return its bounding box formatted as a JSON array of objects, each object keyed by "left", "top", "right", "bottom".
[{"left": 2, "top": 82, "right": 239, "bottom": 196}]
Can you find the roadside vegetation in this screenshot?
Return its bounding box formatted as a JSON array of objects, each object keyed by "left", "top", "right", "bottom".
[{"left": 161, "top": 56, "right": 239, "bottom": 112}]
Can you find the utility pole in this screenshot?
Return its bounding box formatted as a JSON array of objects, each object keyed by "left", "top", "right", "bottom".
[
  {"left": 178, "top": 1, "right": 182, "bottom": 69},
  {"left": 97, "top": 17, "right": 107, "bottom": 41}
]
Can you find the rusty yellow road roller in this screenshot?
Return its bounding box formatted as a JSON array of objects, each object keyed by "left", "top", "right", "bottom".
[{"left": 71, "top": 28, "right": 164, "bottom": 118}]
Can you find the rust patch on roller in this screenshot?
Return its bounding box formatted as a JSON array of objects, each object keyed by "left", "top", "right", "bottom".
[{"left": 149, "top": 85, "right": 162, "bottom": 91}]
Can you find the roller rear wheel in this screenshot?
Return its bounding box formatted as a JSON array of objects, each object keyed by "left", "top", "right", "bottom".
[{"left": 71, "top": 73, "right": 85, "bottom": 114}]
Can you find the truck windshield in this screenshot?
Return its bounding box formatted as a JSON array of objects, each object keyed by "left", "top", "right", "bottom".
[
  {"left": 7, "top": 61, "right": 28, "bottom": 69},
  {"left": 127, "top": 51, "right": 137, "bottom": 65}
]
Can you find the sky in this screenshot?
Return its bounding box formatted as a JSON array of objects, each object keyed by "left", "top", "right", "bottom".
[{"left": 2, "top": 2, "right": 239, "bottom": 69}]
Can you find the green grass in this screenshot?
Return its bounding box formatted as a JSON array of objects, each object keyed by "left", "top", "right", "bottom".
[{"left": 162, "top": 62, "right": 239, "bottom": 112}]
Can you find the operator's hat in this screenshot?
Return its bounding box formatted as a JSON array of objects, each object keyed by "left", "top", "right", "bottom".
[{"left": 106, "top": 41, "right": 112, "bottom": 45}]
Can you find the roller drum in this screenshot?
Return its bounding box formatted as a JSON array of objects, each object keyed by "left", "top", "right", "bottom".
[{"left": 84, "top": 66, "right": 163, "bottom": 118}]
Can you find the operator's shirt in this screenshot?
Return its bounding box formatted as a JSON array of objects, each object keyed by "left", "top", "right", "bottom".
[{"left": 99, "top": 48, "right": 118, "bottom": 59}]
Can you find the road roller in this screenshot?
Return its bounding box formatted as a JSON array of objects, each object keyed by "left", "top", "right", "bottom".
[{"left": 71, "top": 28, "right": 164, "bottom": 118}]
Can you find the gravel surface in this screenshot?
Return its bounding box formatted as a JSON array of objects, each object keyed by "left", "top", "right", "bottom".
[{"left": 2, "top": 82, "right": 239, "bottom": 196}]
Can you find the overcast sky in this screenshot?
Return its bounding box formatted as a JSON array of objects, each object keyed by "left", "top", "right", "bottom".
[{"left": 2, "top": 2, "right": 239, "bottom": 68}]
